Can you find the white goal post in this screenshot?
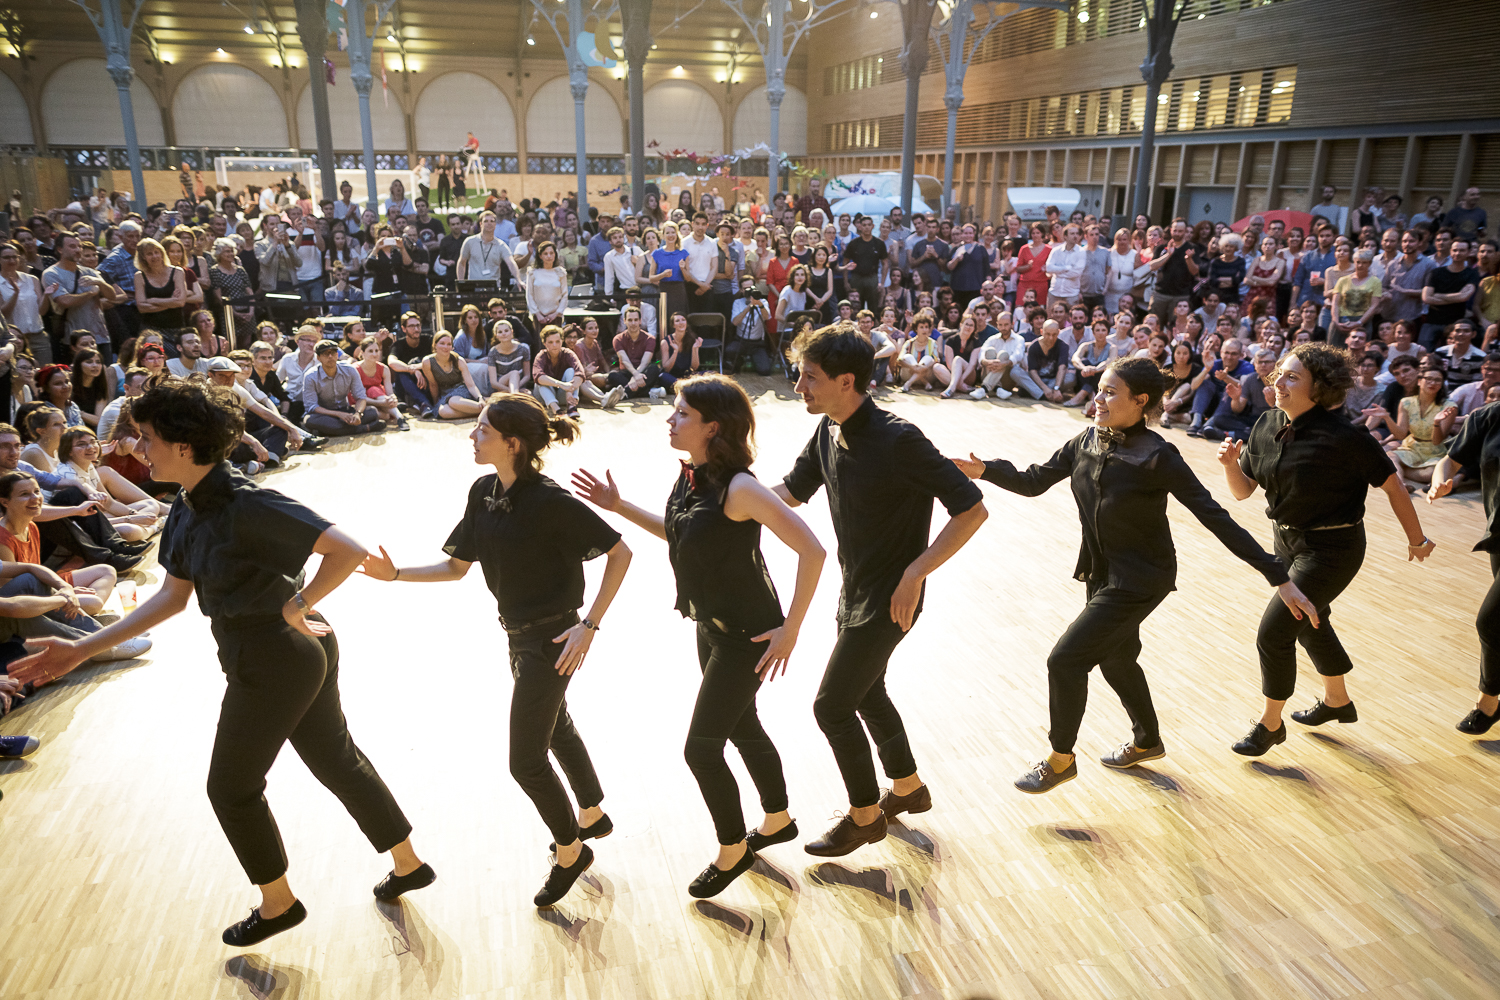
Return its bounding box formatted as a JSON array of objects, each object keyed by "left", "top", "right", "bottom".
[{"left": 214, "top": 155, "right": 316, "bottom": 196}]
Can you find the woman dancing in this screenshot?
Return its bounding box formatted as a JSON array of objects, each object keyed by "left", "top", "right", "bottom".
[
  {"left": 573, "top": 374, "right": 824, "bottom": 897},
  {"left": 1429, "top": 404, "right": 1500, "bottom": 733},
  {"left": 953, "top": 357, "right": 1317, "bottom": 792},
  {"left": 1217, "top": 344, "right": 1434, "bottom": 754},
  {"left": 361, "top": 394, "right": 632, "bottom": 907},
  {"left": 11, "top": 377, "right": 433, "bottom": 946}
]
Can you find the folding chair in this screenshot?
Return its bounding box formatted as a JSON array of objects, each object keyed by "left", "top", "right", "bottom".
[
  {"left": 781, "top": 310, "right": 824, "bottom": 379},
  {"left": 687, "top": 312, "right": 726, "bottom": 373}
]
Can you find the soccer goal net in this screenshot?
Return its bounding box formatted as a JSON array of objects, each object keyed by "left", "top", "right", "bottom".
[{"left": 215, "top": 155, "right": 316, "bottom": 198}]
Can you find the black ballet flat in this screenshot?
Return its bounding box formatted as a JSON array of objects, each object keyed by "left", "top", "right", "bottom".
[
  {"left": 1232, "top": 722, "right": 1287, "bottom": 757},
  {"left": 745, "top": 819, "right": 798, "bottom": 853},
  {"left": 1291, "top": 699, "right": 1358, "bottom": 726},
  {"left": 373, "top": 862, "right": 437, "bottom": 901},
  {"left": 1457, "top": 706, "right": 1500, "bottom": 735},
  {"left": 548, "top": 813, "right": 613, "bottom": 852},
  {"left": 687, "top": 846, "right": 757, "bottom": 899},
  {"left": 222, "top": 899, "right": 307, "bottom": 947},
  {"left": 534, "top": 843, "right": 594, "bottom": 907}
]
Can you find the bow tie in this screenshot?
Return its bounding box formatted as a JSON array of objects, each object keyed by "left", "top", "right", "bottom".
[
  {"left": 1097, "top": 426, "right": 1127, "bottom": 447},
  {"left": 681, "top": 459, "right": 699, "bottom": 491},
  {"left": 1274, "top": 422, "right": 1296, "bottom": 444},
  {"left": 483, "top": 481, "right": 513, "bottom": 514}
]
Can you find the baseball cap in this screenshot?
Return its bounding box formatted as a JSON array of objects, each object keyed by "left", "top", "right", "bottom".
[{"left": 206, "top": 357, "right": 239, "bottom": 372}]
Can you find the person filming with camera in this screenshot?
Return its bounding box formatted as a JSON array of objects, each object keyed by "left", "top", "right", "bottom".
[{"left": 728, "top": 275, "right": 773, "bottom": 376}]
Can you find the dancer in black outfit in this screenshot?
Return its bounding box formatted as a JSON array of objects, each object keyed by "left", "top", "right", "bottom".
[
  {"left": 1426, "top": 404, "right": 1498, "bottom": 733},
  {"left": 953, "top": 358, "right": 1318, "bottom": 793},
  {"left": 1218, "top": 343, "right": 1434, "bottom": 755},
  {"left": 774, "top": 326, "right": 988, "bottom": 857},
  {"left": 12, "top": 378, "right": 432, "bottom": 946},
  {"left": 574, "top": 374, "right": 825, "bottom": 897},
  {"left": 361, "top": 393, "right": 631, "bottom": 907}
]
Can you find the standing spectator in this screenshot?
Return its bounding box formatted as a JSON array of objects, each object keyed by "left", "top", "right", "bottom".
[
  {"left": 1205, "top": 234, "right": 1248, "bottom": 307},
  {"left": 1421, "top": 239, "right": 1479, "bottom": 349},
  {"left": 681, "top": 213, "right": 718, "bottom": 318},
  {"left": 794, "top": 179, "right": 832, "bottom": 226},
  {"left": 945, "top": 224, "right": 987, "bottom": 312},
  {"left": 1382, "top": 230, "right": 1434, "bottom": 326},
  {"left": 254, "top": 215, "right": 297, "bottom": 293},
  {"left": 1043, "top": 224, "right": 1086, "bottom": 309},
  {"left": 1446, "top": 187, "right": 1488, "bottom": 242},
  {"left": 1310, "top": 184, "right": 1348, "bottom": 234},
  {"left": 1147, "top": 219, "right": 1202, "bottom": 321},
  {"left": 42, "top": 232, "right": 111, "bottom": 352},
  {"left": 457, "top": 211, "right": 521, "bottom": 287},
  {"left": 284, "top": 205, "right": 325, "bottom": 302},
  {"left": 1328, "top": 249, "right": 1385, "bottom": 346},
  {"left": 1295, "top": 225, "right": 1338, "bottom": 312},
  {"left": 1078, "top": 225, "right": 1109, "bottom": 314},
  {"left": 1410, "top": 196, "right": 1446, "bottom": 231},
  {"left": 2, "top": 242, "right": 51, "bottom": 363},
  {"left": 839, "top": 215, "right": 888, "bottom": 314}
]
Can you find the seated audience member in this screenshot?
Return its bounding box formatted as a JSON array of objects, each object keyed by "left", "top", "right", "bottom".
[
  {"left": 20, "top": 406, "right": 68, "bottom": 473},
  {"left": 352, "top": 339, "right": 406, "bottom": 429},
  {"left": 532, "top": 324, "right": 585, "bottom": 416},
  {"left": 421, "top": 330, "right": 484, "bottom": 420},
  {"left": 301, "top": 339, "right": 384, "bottom": 437},
  {"left": 1436, "top": 319, "right": 1486, "bottom": 391},
  {"left": 572, "top": 319, "right": 615, "bottom": 403},
  {"left": 1391, "top": 366, "right": 1451, "bottom": 493},
  {"left": 97, "top": 366, "right": 148, "bottom": 442},
  {"left": 1443, "top": 353, "right": 1500, "bottom": 427},
  {"left": 897, "top": 315, "right": 944, "bottom": 392},
  {"left": 450, "top": 304, "right": 493, "bottom": 396},
  {"left": 1199, "top": 350, "right": 1276, "bottom": 442},
  {"left": 165, "top": 331, "right": 211, "bottom": 378},
  {"left": 35, "top": 365, "right": 83, "bottom": 427},
  {"left": 1364, "top": 355, "right": 1421, "bottom": 440},
  {"left": 56, "top": 426, "right": 166, "bottom": 541},
  {"left": 607, "top": 308, "right": 666, "bottom": 400},
  {"left": 248, "top": 339, "right": 293, "bottom": 415},
  {"left": 0, "top": 471, "right": 119, "bottom": 615},
  {"left": 1342, "top": 351, "right": 1384, "bottom": 420},
  {"left": 656, "top": 314, "right": 700, "bottom": 394},
  {"left": 385, "top": 311, "right": 433, "bottom": 416},
  {"left": 71, "top": 350, "right": 108, "bottom": 429},
  {"left": 1021, "top": 320, "right": 1076, "bottom": 402},
  {"left": 486, "top": 320, "right": 532, "bottom": 396},
  {"left": 1185, "top": 336, "right": 1253, "bottom": 436},
  {"left": 973, "top": 312, "right": 1031, "bottom": 400},
  {"left": 0, "top": 552, "right": 145, "bottom": 660},
  {"left": 726, "top": 275, "right": 773, "bottom": 376},
  {"left": 220, "top": 353, "right": 315, "bottom": 456},
  {"left": 274, "top": 325, "right": 321, "bottom": 421}
]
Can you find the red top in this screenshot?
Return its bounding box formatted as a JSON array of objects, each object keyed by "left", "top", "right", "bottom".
[
  {"left": 359, "top": 362, "right": 387, "bottom": 399},
  {"left": 0, "top": 521, "right": 72, "bottom": 583}
]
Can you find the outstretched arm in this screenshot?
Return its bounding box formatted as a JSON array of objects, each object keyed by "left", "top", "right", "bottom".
[{"left": 571, "top": 468, "right": 667, "bottom": 540}]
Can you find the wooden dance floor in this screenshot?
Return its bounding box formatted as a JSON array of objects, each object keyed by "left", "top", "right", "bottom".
[{"left": 3, "top": 382, "right": 1498, "bottom": 1000}]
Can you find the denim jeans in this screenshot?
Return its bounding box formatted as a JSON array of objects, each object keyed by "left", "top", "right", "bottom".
[{"left": 0, "top": 573, "right": 104, "bottom": 641}]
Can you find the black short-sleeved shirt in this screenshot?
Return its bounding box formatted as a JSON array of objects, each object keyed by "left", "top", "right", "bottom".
[
  {"left": 1444, "top": 402, "right": 1500, "bottom": 552},
  {"left": 1424, "top": 266, "right": 1479, "bottom": 326},
  {"left": 1027, "top": 339, "right": 1066, "bottom": 380},
  {"left": 158, "top": 462, "right": 332, "bottom": 622},
  {"left": 389, "top": 334, "right": 432, "bottom": 367},
  {"left": 784, "top": 396, "right": 983, "bottom": 627},
  {"left": 444, "top": 473, "right": 620, "bottom": 626},
  {"left": 839, "top": 235, "right": 887, "bottom": 278},
  {"left": 398, "top": 244, "right": 432, "bottom": 296},
  {"left": 665, "top": 466, "right": 783, "bottom": 634},
  {"left": 1155, "top": 243, "right": 1201, "bottom": 297},
  {"left": 1240, "top": 405, "right": 1396, "bottom": 530}
]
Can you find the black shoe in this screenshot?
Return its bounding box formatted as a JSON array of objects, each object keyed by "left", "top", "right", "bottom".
[
  {"left": 804, "top": 813, "right": 887, "bottom": 857},
  {"left": 106, "top": 550, "right": 146, "bottom": 573},
  {"left": 548, "top": 813, "right": 613, "bottom": 852},
  {"left": 372, "top": 862, "right": 436, "bottom": 901},
  {"left": 299, "top": 435, "right": 328, "bottom": 451},
  {"left": 1457, "top": 706, "right": 1500, "bottom": 735},
  {"left": 534, "top": 843, "right": 594, "bottom": 907},
  {"left": 113, "top": 539, "right": 152, "bottom": 555},
  {"left": 687, "top": 845, "right": 757, "bottom": 899},
  {"left": 1291, "top": 699, "right": 1358, "bottom": 726},
  {"left": 222, "top": 899, "right": 308, "bottom": 946},
  {"left": 745, "top": 819, "right": 798, "bottom": 852},
  {"left": 1231, "top": 721, "right": 1287, "bottom": 757}
]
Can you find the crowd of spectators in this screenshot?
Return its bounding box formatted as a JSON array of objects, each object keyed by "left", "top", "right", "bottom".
[{"left": 0, "top": 174, "right": 1494, "bottom": 745}]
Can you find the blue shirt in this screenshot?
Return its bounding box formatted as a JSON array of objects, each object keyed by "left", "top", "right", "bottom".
[
  {"left": 652, "top": 248, "right": 688, "bottom": 282},
  {"left": 586, "top": 232, "right": 612, "bottom": 289},
  {"left": 97, "top": 245, "right": 136, "bottom": 289},
  {"left": 323, "top": 284, "right": 364, "bottom": 317},
  {"left": 1296, "top": 248, "right": 1337, "bottom": 306}
]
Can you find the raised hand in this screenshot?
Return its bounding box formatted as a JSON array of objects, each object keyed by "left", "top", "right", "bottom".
[
  {"left": 357, "top": 544, "right": 398, "bottom": 581},
  {"left": 571, "top": 468, "right": 620, "bottom": 511},
  {"left": 951, "top": 451, "right": 985, "bottom": 479},
  {"left": 1216, "top": 439, "right": 1243, "bottom": 467}
]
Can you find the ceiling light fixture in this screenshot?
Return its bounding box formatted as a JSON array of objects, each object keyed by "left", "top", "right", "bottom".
[
  {"left": 526, "top": 36, "right": 535, "bottom": 45},
  {"left": 869, "top": 9, "right": 878, "bottom": 16},
  {"left": 244, "top": 23, "right": 254, "bottom": 33}
]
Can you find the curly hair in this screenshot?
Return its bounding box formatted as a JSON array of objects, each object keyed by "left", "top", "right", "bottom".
[
  {"left": 130, "top": 376, "right": 246, "bottom": 465},
  {"left": 1283, "top": 342, "right": 1354, "bottom": 409}
]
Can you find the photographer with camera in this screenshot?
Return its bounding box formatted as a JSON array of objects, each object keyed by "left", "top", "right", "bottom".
[{"left": 727, "top": 274, "right": 773, "bottom": 376}]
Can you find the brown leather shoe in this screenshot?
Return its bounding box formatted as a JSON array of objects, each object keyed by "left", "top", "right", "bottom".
[
  {"left": 804, "top": 813, "right": 888, "bottom": 857},
  {"left": 878, "top": 784, "right": 932, "bottom": 822}
]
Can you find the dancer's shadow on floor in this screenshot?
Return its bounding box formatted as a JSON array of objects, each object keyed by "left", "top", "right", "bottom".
[
  {"left": 748, "top": 854, "right": 799, "bottom": 895},
  {"left": 375, "top": 897, "right": 449, "bottom": 995},
  {"left": 224, "top": 955, "right": 317, "bottom": 999},
  {"left": 886, "top": 822, "right": 941, "bottom": 860},
  {"left": 807, "top": 863, "right": 914, "bottom": 911},
  {"left": 1112, "top": 766, "right": 1184, "bottom": 793},
  {"left": 1474, "top": 739, "right": 1500, "bottom": 757},
  {"left": 1248, "top": 760, "right": 1312, "bottom": 783}
]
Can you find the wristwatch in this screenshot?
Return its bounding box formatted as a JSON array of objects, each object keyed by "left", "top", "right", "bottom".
[
  {"left": 581, "top": 618, "right": 600, "bottom": 632},
  {"left": 291, "top": 591, "right": 309, "bottom": 614}
]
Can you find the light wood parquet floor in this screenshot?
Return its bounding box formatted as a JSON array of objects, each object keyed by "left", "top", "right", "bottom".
[{"left": 2, "top": 379, "right": 1498, "bottom": 1000}]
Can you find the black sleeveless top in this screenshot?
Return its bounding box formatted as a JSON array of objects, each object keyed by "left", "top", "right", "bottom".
[
  {"left": 665, "top": 464, "right": 784, "bottom": 634},
  {"left": 143, "top": 266, "right": 186, "bottom": 328}
]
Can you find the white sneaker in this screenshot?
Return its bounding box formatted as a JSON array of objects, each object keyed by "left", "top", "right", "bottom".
[
  {"left": 968, "top": 387, "right": 988, "bottom": 401},
  {"left": 648, "top": 387, "right": 666, "bottom": 400},
  {"left": 602, "top": 386, "right": 626, "bottom": 409},
  {"left": 91, "top": 636, "right": 153, "bottom": 662},
  {"left": 244, "top": 461, "right": 261, "bottom": 476},
  {"left": 994, "top": 387, "right": 1013, "bottom": 399}
]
